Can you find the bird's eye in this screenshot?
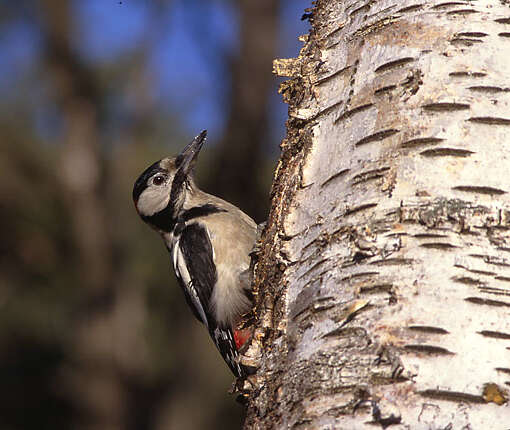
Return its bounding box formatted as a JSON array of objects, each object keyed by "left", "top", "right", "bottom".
[{"left": 153, "top": 175, "right": 165, "bottom": 186}]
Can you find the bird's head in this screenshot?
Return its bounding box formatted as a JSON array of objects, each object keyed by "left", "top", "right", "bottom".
[{"left": 133, "top": 130, "right": 207, "bottom": 226}]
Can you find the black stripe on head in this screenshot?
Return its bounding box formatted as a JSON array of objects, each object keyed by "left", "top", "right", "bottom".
[
  {"left": 132, "top": 160, "right": 163, "bottom": 203},
  {"left": 181, "top": 204, "right": 226, "bottom": 223}
]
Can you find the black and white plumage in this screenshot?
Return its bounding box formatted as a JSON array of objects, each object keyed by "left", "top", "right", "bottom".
[{"left": 132, "top": 131, "right": 256, "bottom": 377}]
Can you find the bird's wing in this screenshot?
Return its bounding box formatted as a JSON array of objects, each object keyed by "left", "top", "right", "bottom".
[
  {"left": 172, "top": 222, "right": 214, "bottom": 327},
  {"left": 174, "top": 222, "right": 244, "bottom": 377}
]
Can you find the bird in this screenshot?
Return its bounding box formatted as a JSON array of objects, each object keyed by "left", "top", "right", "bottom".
[{"left": 132, "top": 130, "right": 257, "bottom": 377}]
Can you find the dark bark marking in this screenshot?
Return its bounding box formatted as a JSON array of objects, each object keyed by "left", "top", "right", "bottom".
[
  {"left": 446, "top": 9, "right": 478, "bottom": 16},
  {"left": 413, "top": 233, "right": 448, "bottom": 238},
  {"left": 297, "top": 258, "right": 329, "bottom": 281},
  {"left": 325, "top": 39, "right": 341, "bottom": 50},
  {"left": 352, "top": 167, "right": 390, "bottom": 184},
  {"left": 397, "top": 4, "right": 424, "bottom": 14},
  {"left": 453, "top": 185, "right": 506, "bottom": 195},
  {"left": 352, "top": 16, "right": 401, "bottom": 39},
  {"left": 499, "top": 32, "right": 510, "bottom": 38},
  {"left": 457, "top": 267, "right": 496, "bottom": 276},
  {"left": 370, "top": 258, "right": 414, "bottom": 266},
  {"left": 422, "top": 102, "right": 470, "bottom": 112},
  {"left": 349, "top": 3, "right": 370, "bottom": 18},
  {"left": 432, "top": 2, "right": 469, "bottom": 10},
  {"left": 367, "top": 4, "right": 399, "bottom": 21},
  {"left": 449, "top": 71, "right": 486, "bottom": 77},
  {"left": 310, "top": 101, "right": 344, "bottom": 121},
  {"left": 341, "top": 271, "right": 380, "bottom": 281},
  {"left": 401, "top": 137, "right": 444, "bottom": 148},
  {"left": 451, "top": 276, "right": 484, "bottom": 285},
  {"left": 479, "top": 286, "right": 510, "bottom": 297},
  {"left": 418, "top": 389, "right": 486, "bottom": 404},
  {"left": 313, "top": 303, "right": 336, "bottom": 313},
  {"left": 321, "top": 168, "right": 350, "bottom": 187},
  {"left": 407, "top": 326, "right": 449, "bottom": 334},
  {"left": 420, "top": 148, "right": 474, "bottom": 157},
  {"left": 371, "top": 400, "right": 402, "bottom": 428},
  {"left": 385, "top": 232, "right": 408, "bottom": 237},
  {"left": 374, "top": 84, "right": 397, "bottom": 95},
  {"left": 352, "top": 174, "right": 385, "bottom": 184},
  {"left": 359, "top": 283, "right": 394, "bottom": 294},
  {"left": 374, "top": 57, "right": 415, "bottom": 74},
  {"left": 468, "top": 254, "right": 510, "bottom": 266},
  {"left": 354, "top": 129, "right": 399, "bottom": 147},
  {"left": 465, "top": 297, "right": 510, "bottom": 307},
  {"left": 478, "top": 330, "right": 510, "bottom": 340},
  {"left": 342, "top": 59, "right": 360, "bottom": 110},
  {"left": 420, "top": 242, "right": 458, "bottom": 249},
  {"left": 468, "top": 86, "right": 509, "bottom": 94},
  {"left": 495, "top": 368, "right": 510, "bottom": 375},
  {"left": 301, "top": 233, "right": 327, "bottom": 253},
  {"left": 334, "top": 103, "right": 373, "bottom": 123},
  {"left": 468, "top": 116, "right": 510, "bottom": 125},
  {"left": 450, "top": 37, "right": 483, "bottom": 46},
  {"left": 404, "top": 344, "right": 455, "bottom": 355},
  {"left": 456, "top": 32, "right": 488, "bottom": 38},
  {"left": 495, "top": 17, "right": 510, "bottom": 24},
  {"left": 322, "top": 326, "right": 347, "bottom": 338},
  {"left": 315, "top": 65, "right": 352, "bottom": 85},
  {"left": 325, "top": 23, "right": 347, "bottom": 38},
  {"left": 345, "top": 202, "right": 378, "bottom": 216},
  {"left": 481, "top": 256, "right": 510, "bottom": 268}
]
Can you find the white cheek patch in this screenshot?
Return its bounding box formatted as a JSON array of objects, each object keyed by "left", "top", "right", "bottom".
[{"left": 136, "top": 187, "right": 170, "bottom": 216}]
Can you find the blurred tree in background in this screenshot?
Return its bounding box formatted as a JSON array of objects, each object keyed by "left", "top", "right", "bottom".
[{"left": 0, "top": 1, "right": 309, "bottom": 429}]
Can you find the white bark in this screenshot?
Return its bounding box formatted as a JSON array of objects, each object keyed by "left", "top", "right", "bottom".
[{"left": 244, "top": 0, "right": 510, "bottom": 428}]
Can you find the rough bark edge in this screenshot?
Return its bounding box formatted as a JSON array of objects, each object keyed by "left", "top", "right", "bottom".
[{"left": 241, "top": 3, "right": 325, "bottom": 426}]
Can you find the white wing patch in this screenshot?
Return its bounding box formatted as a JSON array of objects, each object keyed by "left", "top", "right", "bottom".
[
  {"left": 213, "top": 327, "right": 242, "bottom": 376},
  {"left": 172, "top": 236, "right": 209, "bottom": 328}
]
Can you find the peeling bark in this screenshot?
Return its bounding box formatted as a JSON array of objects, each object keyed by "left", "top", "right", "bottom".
[{"left": 244, "top": 0, "right": 510, "bottom": 428}]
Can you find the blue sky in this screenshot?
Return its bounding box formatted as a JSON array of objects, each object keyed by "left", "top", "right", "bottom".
[{"left": 1, "top": 0, "right": 311, "bottom": 143}]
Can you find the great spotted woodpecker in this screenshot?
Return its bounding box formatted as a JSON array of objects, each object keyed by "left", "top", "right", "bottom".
[{"left": 132, "top": 131, "right": 256, "bottom": 377}]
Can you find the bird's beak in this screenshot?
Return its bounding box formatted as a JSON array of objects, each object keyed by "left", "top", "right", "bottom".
[{"left": 176, "top": 130, "right": 207, "bottom": 175}]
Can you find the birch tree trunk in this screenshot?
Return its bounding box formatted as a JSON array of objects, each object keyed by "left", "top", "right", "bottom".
[{"left": 243, "top": 0, "right": 510, "bottom": 428}]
